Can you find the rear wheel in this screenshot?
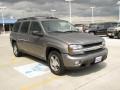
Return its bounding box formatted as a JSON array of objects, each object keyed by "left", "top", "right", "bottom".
[
  {"left": 12, "top": 42, "right": 22, "bottom": 57},
  {"left": 117, "top": 32, "right": 120, "bottom": 39},
  {"left": 48, "top": 51, "right": 65, "bottom": 75}
]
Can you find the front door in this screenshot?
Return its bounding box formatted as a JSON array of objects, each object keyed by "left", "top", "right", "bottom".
[{"left": 26, "top": 21, "right": 45, "bottom": 58}]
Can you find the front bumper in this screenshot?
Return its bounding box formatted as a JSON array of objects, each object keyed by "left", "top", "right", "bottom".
[
  {"left": 62, "top": 48, "right": 108, "bottom": 68},
  {"left": 107, "top": 31, "right": 118, "bottom": 36}
]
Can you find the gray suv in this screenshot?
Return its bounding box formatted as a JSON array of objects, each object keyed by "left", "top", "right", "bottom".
[{"left": 10, "top": 16, "right": 108, "bottom": 75}]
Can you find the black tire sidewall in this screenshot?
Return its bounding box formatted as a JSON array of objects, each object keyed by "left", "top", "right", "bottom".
[
  {"left": 109, "top": 36, "right": 114, "bottom": 38},
  {"left": 48, "top": 51, "right": 65, "bottom": 75}
]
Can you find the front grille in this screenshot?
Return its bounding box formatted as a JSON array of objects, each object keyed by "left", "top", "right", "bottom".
[
  {"left": 108, "top": 30, "right": 114, "bottom": 32},
  {"left": 84, "top": 48, "right": 104, "bottom": 54},
  {"left": 108, "top": 29, "right": 115, "bottom": 31},
  {"left": 74, "top": 48, "right": 104, "bottom": 56},
  {"left": 83, "top": 42, "right": 102, "bottom": 48},
  {"left": 81, "top": 42, "right": 104, "bottom": 54},
  {"left": 72, "top": 42, "right": 104, "bottom": 56}
]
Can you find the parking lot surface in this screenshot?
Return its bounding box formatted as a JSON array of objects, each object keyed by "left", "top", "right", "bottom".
[{"left": 0, "top": 34, "right": 120, "bottom": 90}]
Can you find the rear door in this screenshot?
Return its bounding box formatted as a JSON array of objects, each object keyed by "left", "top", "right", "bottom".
[{"left": 17, "top": 21, "right": 30, "bottom": 52}]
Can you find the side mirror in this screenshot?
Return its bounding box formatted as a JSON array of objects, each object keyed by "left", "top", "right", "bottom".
[{"left": 32, "top": 31, "right": 44, "bottom": 36}]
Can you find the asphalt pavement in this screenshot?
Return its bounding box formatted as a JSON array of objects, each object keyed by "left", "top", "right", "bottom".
[{"left": 0, "top": 34, "right": 120, "bottom": 90}]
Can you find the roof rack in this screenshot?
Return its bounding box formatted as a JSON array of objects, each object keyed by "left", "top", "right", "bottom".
[{"left": 17, "top": 16, "right": 58, "bottom": 21}]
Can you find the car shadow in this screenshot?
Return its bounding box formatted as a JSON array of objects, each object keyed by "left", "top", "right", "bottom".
[
  {"left": 22, "top": 54, "right": 107, "bottom": 77},
  {"left": 23, "top": 54, "right": 48, "bottom": 66},
  {"left": 66, "top": 62, "right": 107, "bottom": 77}
]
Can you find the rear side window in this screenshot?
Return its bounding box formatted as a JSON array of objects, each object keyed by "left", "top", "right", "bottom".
[
  {"left": 13, "top": 22, "right": 21, "bottom": 32},
  {"left": 20, "top": 21, "right": 30, "bottom": 34},
  {"left": 29, "top": 21, "right": 42, "bottom": 33}
]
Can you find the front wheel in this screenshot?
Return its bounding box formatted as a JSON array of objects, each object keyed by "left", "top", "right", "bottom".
[
  {"left": 108, "top": 36, "right": 114, "bottom": 38},
  {"left": 48, "top": 51, "right": 65, "bottom": 75}
]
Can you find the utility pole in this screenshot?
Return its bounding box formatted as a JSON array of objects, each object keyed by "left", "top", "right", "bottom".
[
  {"left": 90, "top": 7, "right": 95, "bottom": 23},
  {"left": 51, "top": 9, "right": 56, "bottom": 17},
  {"left": 117, "top": 1, "right": 120, "bottom": 22},
  {"left": 0, "top": 6, "right": 6, "bottom": 34},
  {"left": 65, "top": 0, "right": 74, "bottom": 23}
]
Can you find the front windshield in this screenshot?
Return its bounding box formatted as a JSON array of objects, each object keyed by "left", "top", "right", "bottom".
[
  {"left": 111, "top": 23, "right": 118, "bottom": 27},
  {"left": 42, "top": 20, "right": 78, "bottom": 33}
]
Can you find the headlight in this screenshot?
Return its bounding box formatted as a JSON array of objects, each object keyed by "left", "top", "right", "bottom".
[
  {"left": 68, "top": 44, "right": 84, "bottom": 55},
  {"left": 69, "top": 44, "right": 83, "bottom": 50}
]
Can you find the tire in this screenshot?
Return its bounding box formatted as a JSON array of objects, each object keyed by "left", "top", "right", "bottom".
[
  {"left": 117, "top": 32, "right": 120, "bottom": 39},
  {"left": 48, "top": 51, "right": 65, "bottom": 75},
  {"left": 12, "top": 42, "right": 22, "bottom": 57},
  {"left": 108, "top": 36, "right": 114, "bottom": 38}
]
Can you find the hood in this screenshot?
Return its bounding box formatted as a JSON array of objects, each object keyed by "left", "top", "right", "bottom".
[
  {"left": 108, "top": 26, "right": 120, "bottom": 30},
  {"left": 48, "top": 32, "right": 104, "bottom": 45},
  {"left": 108, "top": 27, "right": 117, "bottom": 29}
]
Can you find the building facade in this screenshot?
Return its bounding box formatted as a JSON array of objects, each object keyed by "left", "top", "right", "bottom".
[{"left": 0, "top": 19, "right": 17, "bottom": 33}]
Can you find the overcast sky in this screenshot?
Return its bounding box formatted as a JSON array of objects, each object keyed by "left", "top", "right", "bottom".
[{"left": 0, "top": 0, "right": 120, "bottom": 23}]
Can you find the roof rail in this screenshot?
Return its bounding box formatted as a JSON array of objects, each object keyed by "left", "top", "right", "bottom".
[
  {"left": 46, "top": 17, "right": 58, "bottom": 19},
  {"left": 17, "top": 16, "right": 58, "bottom": 21}
]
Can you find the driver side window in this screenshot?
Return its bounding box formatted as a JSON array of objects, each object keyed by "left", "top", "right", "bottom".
[{"left": 30, "top": 21, "right": 42, "bottom": 34}]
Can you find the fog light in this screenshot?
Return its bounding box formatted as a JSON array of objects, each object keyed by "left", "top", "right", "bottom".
[{"left": 74, "top": 61, "right": 81, "bottom": 66}]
